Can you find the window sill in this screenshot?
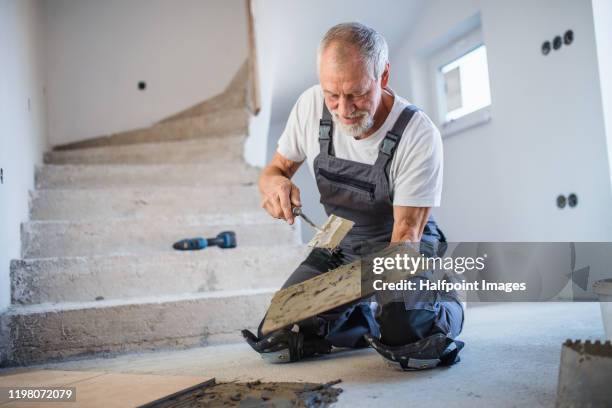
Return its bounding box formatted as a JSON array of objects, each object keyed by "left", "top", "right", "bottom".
[{"left": 441, "top": 107, "right": 491, "bottom": 138}]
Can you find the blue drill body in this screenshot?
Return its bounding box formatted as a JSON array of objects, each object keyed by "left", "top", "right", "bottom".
[{"left": 172, "top": 231, "right": 237, "bottom": 250}]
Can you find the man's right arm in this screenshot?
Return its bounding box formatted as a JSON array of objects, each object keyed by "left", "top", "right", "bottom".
[{"left": 258, "top": 152, "right": 303, "bottom": 225}]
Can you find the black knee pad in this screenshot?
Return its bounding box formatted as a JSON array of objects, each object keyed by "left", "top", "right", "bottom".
[
  {"left": 242, "top": 327, "right": 332, "bottom": 363},
  {"left": 364, "top": 332, "right": 464, "bottom": 370},
  {"left": 376, "top": 303, "right": 436, "bottom": 346}
]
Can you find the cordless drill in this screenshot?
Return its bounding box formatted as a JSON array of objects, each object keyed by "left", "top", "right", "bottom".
[{"left": 172, "top": 231, "right": 237, "bottom": 250}]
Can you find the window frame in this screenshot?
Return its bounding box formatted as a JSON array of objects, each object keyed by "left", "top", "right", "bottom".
[{"left": 429, "top": 27, "right": 492, "bottom": 137}]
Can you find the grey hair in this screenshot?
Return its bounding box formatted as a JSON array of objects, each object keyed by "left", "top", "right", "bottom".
[{"left": 317, "top": 22, "right": 389, "bottom": 79}]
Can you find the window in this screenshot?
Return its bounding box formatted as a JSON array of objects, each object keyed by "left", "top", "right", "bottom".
[
  {"left": 429, "top": 22, "right": 492, "bottom": 137},
  {"left": 440, "top": 45, "right": 491, "bottom": 122}
]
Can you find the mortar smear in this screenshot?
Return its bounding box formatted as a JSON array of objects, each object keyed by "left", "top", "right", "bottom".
[
  {"left": 308, "top": 215, "right": 354, "bottom": 250},
  {"left": 144, "top": 379, "right": 343, "bottom": 408}
]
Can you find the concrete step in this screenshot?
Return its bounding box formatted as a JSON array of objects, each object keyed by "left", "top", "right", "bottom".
[
  {"left": 52, "top": 107, "right": 249, "bottom": 150},
  {"left": 21, "top": 212, "right": 297, "bottom": 258},
  {"left": 35, "top": 163, "right": 260, "bottom": 189},
  {"left": 44, "top": 136, "right": 246, "bottom": 165},
  {"left": 1, "top": 289, "right": 273, "bottom": 365},
  {"left": 11, "top": 246, "right": 307, "bottom": 304},
  {"left": 30, "top": 186, "right": 262, "bottom": 221}
]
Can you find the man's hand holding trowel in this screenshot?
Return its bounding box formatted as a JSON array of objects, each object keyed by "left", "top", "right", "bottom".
[
  {"left": 242, "top": 23, "right": 465, "bottom": 370},
  {"left": 257, "top": 141, "right": 355, "bottom": 249},
  {"left": 258, "top": 153, "right": 303, "bottom": 225}
]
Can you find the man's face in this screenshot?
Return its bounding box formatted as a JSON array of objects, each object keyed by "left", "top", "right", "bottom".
[{"left": 319, "top": 45, "right": 382, "bottom": 138}]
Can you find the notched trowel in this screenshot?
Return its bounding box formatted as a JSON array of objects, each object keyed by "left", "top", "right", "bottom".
[{"left": 292, "top": 207, "right": 354, "bottom": 250}]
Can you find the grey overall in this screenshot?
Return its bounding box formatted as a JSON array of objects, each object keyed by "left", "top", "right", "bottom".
[{"left": 258, "top": 103, "right": 464, "bottom": 355}]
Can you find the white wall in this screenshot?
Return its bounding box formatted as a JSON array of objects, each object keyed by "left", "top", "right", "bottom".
[
  {"left": 44, "top": 0, "right": 248, "bottom": 147},
  {"left": 592, "top": 0, "right": 612, "bottom": 190},
  {"left": 0, "top": 0, "right": 48, "bottom": 311},
  {"left": 245, "top": 0, "right": 277, "bottom": 167},
  {"left": 392, "top": 0, "right": 612, "bottom": 242}
]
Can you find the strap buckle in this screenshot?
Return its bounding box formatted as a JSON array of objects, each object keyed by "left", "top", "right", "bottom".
[
  {"left": 380, "top": 132, "right": 400, "bottom": 155},
  {"left": 319, "top": 119, "right": 332, "bottom": 140},
  {"left": 404, "top": 357, "right": 441, "bottom": 370}
]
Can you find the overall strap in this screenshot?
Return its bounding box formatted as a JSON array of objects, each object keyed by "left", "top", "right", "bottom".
[
  {"left": 374, "top": 105, "right": 419, "bottom": 171},
  {"left": 318, "top": 103, "right": 334, "bottom": 156}
]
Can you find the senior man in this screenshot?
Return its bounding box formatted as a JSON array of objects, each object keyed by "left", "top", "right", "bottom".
[{"left": 242, "top": 22, "right": 464, "bottom": 370}]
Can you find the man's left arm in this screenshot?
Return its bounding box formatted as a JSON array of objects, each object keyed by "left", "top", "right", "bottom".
[
  {"left": 391, "top": 205, "right": 431, "bottom": 243},
  {"left": 389, "top": 112, "right": 442, "bottom": 244}
]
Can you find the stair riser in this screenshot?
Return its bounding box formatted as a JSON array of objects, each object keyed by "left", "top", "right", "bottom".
[
  {"left": 124, "top": 108, "right": 249, "bottom": 144},
  {"left": 53, "top": 108, "right": 248, "bottom": 150},
  {"left": 30, "top": 187, "right": 261, "bottom": 221},
  {"left": 11, "top": 247, "right": 306, "bottom": 304},
  {"left": 45, "top": 137, "right": 245, "bottom": 165},
  {"left": 22, "top": 219, "right": 296, "bottom": 258},
  {"left": 36, "top": 164, "right": 260, "bottom": 189},
  {"left": 2, "top": 292, "right": 272, "bottom": 366}
]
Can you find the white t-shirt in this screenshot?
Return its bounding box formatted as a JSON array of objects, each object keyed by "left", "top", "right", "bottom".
[{"left": 277, "top": 84, "right": 443, "bottom": 207}]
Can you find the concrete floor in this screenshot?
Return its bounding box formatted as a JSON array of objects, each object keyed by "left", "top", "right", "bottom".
[{"left": 1, "top": 302, "right": 606, "bottom": 407}]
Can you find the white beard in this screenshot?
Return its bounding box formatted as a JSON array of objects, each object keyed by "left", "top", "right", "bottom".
[{"left": 331, "top": 110, "right": 374, "bottom": 138}]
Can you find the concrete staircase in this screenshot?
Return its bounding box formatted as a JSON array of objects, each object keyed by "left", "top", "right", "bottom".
[{"left": 0, "top": 65, "right": 306, "bottom": 366}]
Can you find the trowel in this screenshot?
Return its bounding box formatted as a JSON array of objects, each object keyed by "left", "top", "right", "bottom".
[{"left": 292, "top": 207, "right": 354, "bottom": 250}]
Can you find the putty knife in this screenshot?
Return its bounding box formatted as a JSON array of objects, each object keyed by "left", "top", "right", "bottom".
[{"left": 292, "top": 207, "right": 354, "bottom": 250}]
